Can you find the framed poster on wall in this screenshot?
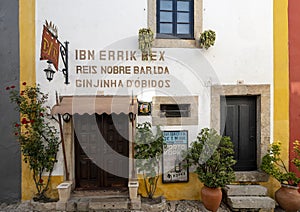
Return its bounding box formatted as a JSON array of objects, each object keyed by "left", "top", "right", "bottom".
[
  {"left": 162, "top": 130, "right": 189, "bottom": 183},
  {"left": 138, "top": 101, "right": 151, "bottom": 115}
]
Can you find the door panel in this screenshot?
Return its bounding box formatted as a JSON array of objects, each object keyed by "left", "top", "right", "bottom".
[
  {"left": 75, "top": 113, "right": 129, "bottom": 189},
  {"left": 100, "top": 114, "right": 129, "bottom": 187},
  {"left": 75, "top": 114, "right": 100, "bottom": 189},
  {"left": 221, "top": 96, "right": 257, "bottom": 171}
]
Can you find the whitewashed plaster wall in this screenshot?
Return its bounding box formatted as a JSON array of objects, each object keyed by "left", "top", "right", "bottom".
[
  {"left": 202, "top": 0, "right": 273, "bottom": 84},
  {"left": 35, "top": 0, "right": 273, "bottom": 175},
  {"left": 202, "top": 0, "right": 274, "bottom": 143}
]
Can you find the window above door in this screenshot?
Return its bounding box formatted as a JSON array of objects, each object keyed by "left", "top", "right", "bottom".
[{"left": 148, "top": 0, "right": 202, "bottom": 48}]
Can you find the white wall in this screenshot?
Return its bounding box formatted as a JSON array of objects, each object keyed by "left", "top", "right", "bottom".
[
  {"left": 202, "top": 0, "right": 273, "bottom": 142},
  {"left": 36, "top": 0, "right": 273, "bottom": 175},
  {"left": 202, "top": 0, "right": 273, "bottom": 85}
]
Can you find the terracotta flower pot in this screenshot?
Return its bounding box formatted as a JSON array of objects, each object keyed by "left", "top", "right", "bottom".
[
  {"left": 275, "top": 184, "right": 300, "bottom": 212},
  {"left": 201, "top": 185, "right": 222, "bottom": 212}
]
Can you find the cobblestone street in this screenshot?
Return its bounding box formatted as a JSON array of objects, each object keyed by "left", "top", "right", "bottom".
[
  {"left": 0, "top": 200, "right": 286, "bottom": 212},
  {"left": 0, "top": 200, "right": 231, "bottom": 212}
]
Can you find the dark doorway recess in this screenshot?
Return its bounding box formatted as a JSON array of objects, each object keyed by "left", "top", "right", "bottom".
[
  {"left": 221, "top": 96, "right": 257, "bottom": 171},
  {"left": 74, "top": 113, "right": 129, "bottom": 190}
]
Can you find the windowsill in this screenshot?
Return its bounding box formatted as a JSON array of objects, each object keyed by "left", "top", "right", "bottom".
[
  {"left": 152, "top": 117, "right": 197, "bottom": 126},
  {"left": 153, "top": 38, "right": 198, "bottom": 48},
  {"left": 156, "top": 34, "right": 194, "bottom": 40}
]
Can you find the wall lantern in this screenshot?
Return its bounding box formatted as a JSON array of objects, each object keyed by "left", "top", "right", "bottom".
[
  {"left": 62, "top": 113, "right": 71, "bottom": 122},
  {"left": 129, "top": 112, "right": 136, "bottom": 122},
  {"left": 44, "top": 61, "right": 55, "bottom": 81}
]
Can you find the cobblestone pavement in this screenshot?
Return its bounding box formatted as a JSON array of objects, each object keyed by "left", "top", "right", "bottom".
[
  {"left": 165, "top": 201, "right": 230, "bottom": 212},
  {"left": 0, "top": 200, "right": 229, "bottom": 212},
  {"left": 0, "top": 200, "right": 286, "bottom": 212}
]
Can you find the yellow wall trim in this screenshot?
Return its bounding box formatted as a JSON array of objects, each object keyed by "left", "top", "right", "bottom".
[
  {"left": 138, "top": 173, "right": 203, "bottom": 200},
  {"left": 274, "top": 0, "right": 289, "bottom": 164},
  {"left": 19, "top": 0, "right": 36, "bottom": 200},
  {"left": 19, "top": 0, "right": 36, "bottom": 86},
  {"left": 272, "top": 0, "right": 289, "bottom": 196}
]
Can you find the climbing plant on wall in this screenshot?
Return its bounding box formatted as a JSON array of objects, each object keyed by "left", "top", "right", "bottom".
[{"left": 7, "top": 83, "right": 60, "bottom": 202}]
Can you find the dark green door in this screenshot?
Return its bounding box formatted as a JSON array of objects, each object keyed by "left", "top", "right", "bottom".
[{"left": 221, "top": 96, "right": 257, "bottom": 171}]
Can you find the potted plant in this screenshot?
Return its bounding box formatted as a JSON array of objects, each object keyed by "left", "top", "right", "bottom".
[
  {"left": 134, "top": 122, "right": 166, "bottom": 201},
  {"left": 199, "top": 30, "right": 216, "bottom": 49},
  {"left": 138, "top": 28, "right": 154, "bottom": 61},
  {"left": 7, "top": 83, "right": 60, "bottom": 202},
  {"left": 261, "top": 141, "right": 300, "bottom": 212},
  {"left": 183, "top": 128, "right": 236, "bottom": 212}
]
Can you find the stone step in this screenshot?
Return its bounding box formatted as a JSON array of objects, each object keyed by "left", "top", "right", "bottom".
[
  {"left": 224, "top": 185, "right": 268, "bottom": 196},
  {"left": 227, "top": 196, "right": 275, "bottom": 210},
  {"left": 89, "top": 197, "right": 130, "bottom": 210}
]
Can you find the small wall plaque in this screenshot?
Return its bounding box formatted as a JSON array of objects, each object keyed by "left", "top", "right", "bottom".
[{"left": 138, "top": 101, "right": 151, "bottom": 116}]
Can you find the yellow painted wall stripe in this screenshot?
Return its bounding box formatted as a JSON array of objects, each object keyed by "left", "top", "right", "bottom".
[
  {"left": 260, "top": 0, "right": 289, "bottom": 198},
  {"left": 274, "top": 0, "right": 289, "bottom": 163},
  {"left": 19, "top": 0, "right": 36, "bottom": 200},
  {"left": 20, "top": 0, "right": 36, "bottom": 86},
  {"left": 273, "top": 0, "right": 289, "bottom": 195}
]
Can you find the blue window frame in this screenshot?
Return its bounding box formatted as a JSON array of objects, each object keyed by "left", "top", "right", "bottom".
[{"left": 157, "top": 0, "right": 194, "bottom": 39}]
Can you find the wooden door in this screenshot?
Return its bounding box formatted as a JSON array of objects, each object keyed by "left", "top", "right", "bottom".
[
  {"left": 221, "top": 96, "right": 257, "bottom": 171},
  {"left": 99, "top": 113, "right": 129, "bottom": 187},
  {"left": 74, "top": 113, "right": 129, "bottom": 189}
]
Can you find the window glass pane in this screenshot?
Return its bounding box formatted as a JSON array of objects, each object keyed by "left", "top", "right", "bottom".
[
  {"left": 160, "top": 12, "right": 173, "bottom": 22},
  {"left": 160, "top": 0, "right": 173, "bottom": 10},
  {"left": 177, "top": 12, "right": 189, "bottom": 23},
  {"left": 160, "top": 23, "right": 173, "bottom": 33},
  {"left": 177, "top": 24, "right": 190, "bottom": 34},
  {"left": 177, "top": 1, "right": 190, "bottom": 11}
]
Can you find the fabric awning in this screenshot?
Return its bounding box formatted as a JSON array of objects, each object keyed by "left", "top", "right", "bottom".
[{"left": 51, "top": 96, "right": 138, "bottom": 115}]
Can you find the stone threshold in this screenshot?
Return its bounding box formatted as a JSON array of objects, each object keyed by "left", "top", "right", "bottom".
[{"left": 71, "top": 189, "right": 129, "bottom": 199}]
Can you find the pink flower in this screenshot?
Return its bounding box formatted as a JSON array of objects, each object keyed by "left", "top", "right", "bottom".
[{"left": 15, "top": 123, "right": 20, "bottom": 127}]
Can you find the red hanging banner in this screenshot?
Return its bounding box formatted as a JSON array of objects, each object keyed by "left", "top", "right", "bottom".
[{"left": 40, "top": 25, "right": 59, "bottom": 70}]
